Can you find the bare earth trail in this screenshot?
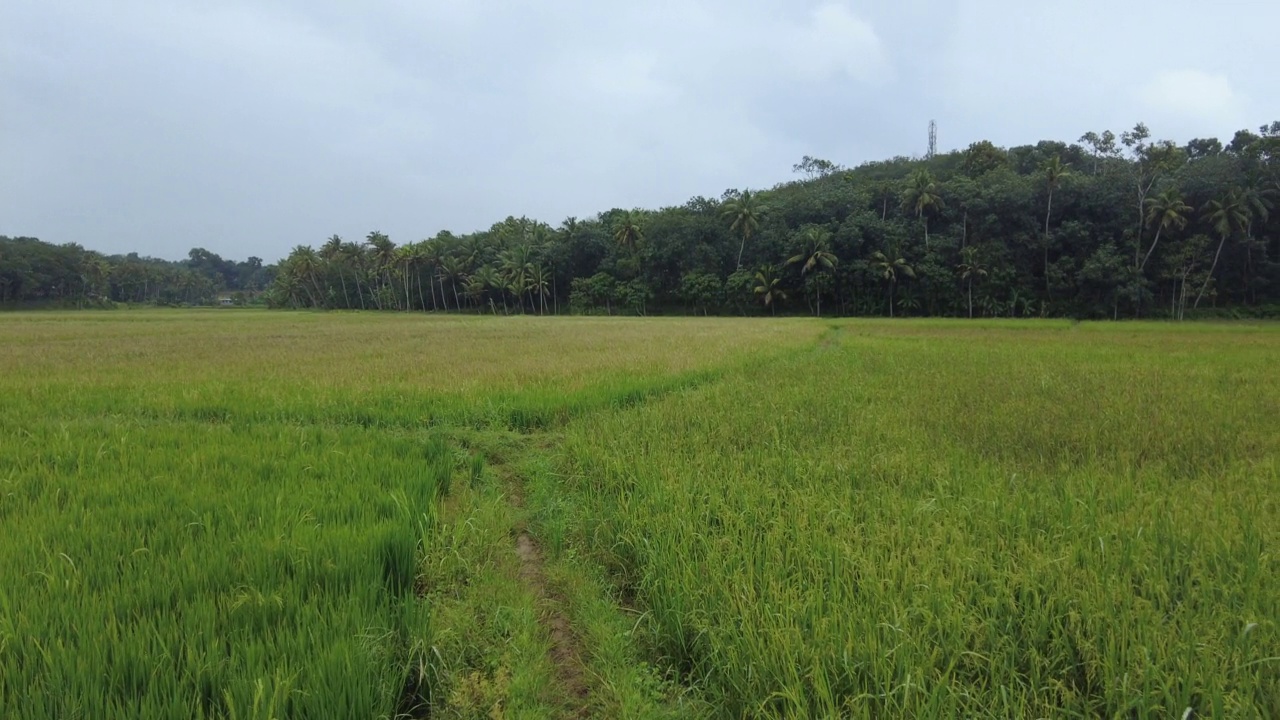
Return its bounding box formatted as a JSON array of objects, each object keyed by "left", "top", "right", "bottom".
[
  {"left": 484, "top": 331, "right": 842, "bottom": 719},
  {"left": 507, "top": 480, "right": 593, "bottom": 719},
  {"left": 514, "top": 531, "right": 591, "bottom": 717}
]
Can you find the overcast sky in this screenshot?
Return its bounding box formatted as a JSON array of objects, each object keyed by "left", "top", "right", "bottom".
[{"left": 2, "top": 0, "right": 1276, "bottom": 261}]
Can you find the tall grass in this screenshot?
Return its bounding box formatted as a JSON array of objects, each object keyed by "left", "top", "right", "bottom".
[
  {"left": 0, "top": 420, "right": 444, "bottom": 717},
  {"left": 0, "top": 311, "right": 820, "bottom": 718},
  {"left": 14, "top": 311, "right": 1272, "bottom": 717},
  {"left": 0, "top": 312, "right": 819, "bottom": 430},
  {"left": 556, "top": 321, "right": 1280, "bottom": 718}
]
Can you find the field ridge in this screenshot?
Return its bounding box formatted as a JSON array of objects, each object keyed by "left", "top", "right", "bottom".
[{"left": 514, "top": 529, "right": 591, "bottom": 717}]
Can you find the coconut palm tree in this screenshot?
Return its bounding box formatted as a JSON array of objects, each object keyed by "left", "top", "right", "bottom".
[
  {"left": 752, "top": 265, "right": 786, "bottom": 314},
  {"left": 611, "top": 210, "right": 645, "bottom": 252},
  {"left": 529, "top": 265, "right": 551, "bottom": 315},
  {"left": 457, "top": 234, "right": 488, "bottom": 270},
  {"left": 956, "top": 246, "right": 987, "bottom": 319},
  {"left": 1238, "top": 179, "right": 1276, "bottom": 240},
  {"left": 1194, "top": 190, "right": 1250, "bottom": 308},
  {"left": 506, "top": 271, "right": 530, "bottom": 314},
  {"left": 722, "top": 190, "right": 766, "bottom": 269},
  {"left": 320, "top": 235, "right": 351, "bottom": 308},
  {"left": 901, "top": 170, "right": 942, "bottom": 249},
  {"left": 1139, "top": 187, "right": 1191, "bottom": 272},
  {"left": 275, "top": 267, "right": 306, "bottom": 308},
  {"left": 419, "top": 238, "right": 445, "bottom": 311},
  {"left": 341, "top": 240, "right": 369, "bottom": 309},
  {"left": 896, "top": 288, "right": 921, "bottom": 316},
  {"left": 437, "top": 256, "right": 467, "bottom": 311},
  {"left": 559, "top": 216, "right": 581, "bottom": 241},
  {"left": 408, "top": 242, "right": 432, "bottom": 311},
  {"left": 1168, "top": 234, "right": 1210, "bottom": 320},
  {"left": 871, "top": 250, "right": 915, "bottom": 317},
  {"left": 464, "top": 273, "right": 484, "bottom": 306},
  {"left": 470, "top": 265, "right": 504, "bottom": 312},
  {"left": 394, "top": 245, "right": 418, "bottom": 311},
  {"left": 1007, "top": 289, "right": 1036, "bottom": 318},
  {"left": 1041, "top": 156, "right": 1069, "bottom": 293},
  {"left": 1236, "top": 179, "right": 1277, "bottom": 303},
  {"left": 871, "top": 181, "right": 896, "bottom": 221},
  {"left": 365, "top": 231, "right": 399, "bottom": 309},
  {"left": 499, "top": 245, "right": 535, "bottom": 311},
  {"left": 785, "top": 227, "right": 838, "bottom": 316},
  {"left": 286, "top": 245, "right": 323, "bottom": 307}
]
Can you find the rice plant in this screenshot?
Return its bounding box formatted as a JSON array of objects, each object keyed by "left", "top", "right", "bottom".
[
  {"left": 0, "top": 310, "right": 817, "bottom": 718},
  {"left": 7, "top": 311, "right": 1273, "bottom": 718},
  {"left": 554, "top": 320, "right": 1280, "bottom": 718}
]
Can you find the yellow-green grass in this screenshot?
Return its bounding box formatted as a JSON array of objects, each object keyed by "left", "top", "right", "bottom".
[
  {"left": 550, "top": 320, "right": 1280, "bottom": 718},
  {"left": 0, "top": 311, "right": 820, "bottom": 718},
  {"left": 1, "top": 311, "right": 820, "bottom": 430},
  {"left": 0, "top": 420, "right": 445, "bottom": 718},
  {"left": 5, "top": 311, "right": 1277, "bottom": 718}
]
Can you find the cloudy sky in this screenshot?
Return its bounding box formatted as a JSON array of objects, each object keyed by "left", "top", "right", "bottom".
[{"left": 2, "top": 0, "right": 1275, "bottom": 261}]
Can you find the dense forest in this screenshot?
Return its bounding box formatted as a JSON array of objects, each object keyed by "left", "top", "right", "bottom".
[{"left": 5, "top": 122, "right": 1278, "bottom": 318}]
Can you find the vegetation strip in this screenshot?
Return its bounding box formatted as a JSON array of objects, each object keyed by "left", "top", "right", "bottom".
[
  {"left": 7, "top": 121, "right": 1280, "bottom": 321},
  {"left": 2, "top": 312, "right": 1276, "bottom": 719},
  {"left": 545, "top": 320, "right": 1279, "bottom": 718}
]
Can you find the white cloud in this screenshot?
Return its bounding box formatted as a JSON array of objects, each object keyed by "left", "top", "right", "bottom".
[
  {"left": 1139, "top": 70, "right": 1243, "bottom": 126},
  {"left": 119, "top": 1, "right": 422, "bottom": 112},
  {"left": 3, "top": 0, "right": 1277, "bottom": 260},
  {"left": 787, "top": 2, "right": 889, "bottom": 84}
]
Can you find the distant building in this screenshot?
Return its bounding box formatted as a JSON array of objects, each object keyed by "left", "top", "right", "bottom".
[{"left": 218, "top": 296, "right": 234, "bottom": 306}]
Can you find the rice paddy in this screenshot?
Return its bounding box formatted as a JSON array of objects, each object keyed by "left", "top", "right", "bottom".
[{"left": 1, "top": 311, "right": 1275, "bottom": 718}]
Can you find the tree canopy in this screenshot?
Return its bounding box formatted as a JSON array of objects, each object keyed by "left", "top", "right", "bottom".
[{"left": 5, "top": 120, "right": 1280, "bottom": 318}]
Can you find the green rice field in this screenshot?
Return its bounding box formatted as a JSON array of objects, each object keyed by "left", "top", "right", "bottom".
[{"left": 0, "top": 311, "right": 1275, "bottom": 718}]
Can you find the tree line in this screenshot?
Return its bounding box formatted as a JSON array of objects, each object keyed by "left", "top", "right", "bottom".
[
  {"left": 5, "top": 121, "right": 1278, "bottom": 318},
  {"left": 0, "top": 240, "right": 272, "bottom": 307}
]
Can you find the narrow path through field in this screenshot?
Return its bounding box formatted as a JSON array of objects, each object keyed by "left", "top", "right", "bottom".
[
  {"left": 515, "top": 531, "right": 591, "bottom": 716},
  {"left": 509, "top": 486, "right": 592, "bottom": 718},
  {"left": 480, "top": 330, "right": 837, "bottom": 718}
]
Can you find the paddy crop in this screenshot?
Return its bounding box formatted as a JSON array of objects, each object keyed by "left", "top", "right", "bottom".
[
  {"left": 0, "top": 420, "right": 445, "bottom": 717},
  {"left": 2, "top": 311, "right": 1276, "bottom": 719},
  {"left": 549, "top": 320, "right": 1280, "bottom": 718},
  {"left": 0, "top": 310, "right": 817, "bottom": 718},
  {"left": 0, "top": 311, "right": 815, "bottom": 430}
]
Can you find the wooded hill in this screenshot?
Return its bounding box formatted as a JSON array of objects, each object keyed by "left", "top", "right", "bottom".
[{"left": 5, "top": 121, "right": 1278, "bottom": 318}]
